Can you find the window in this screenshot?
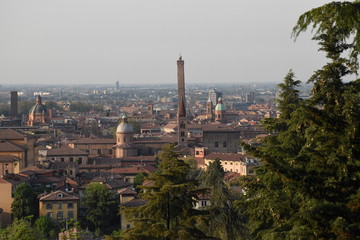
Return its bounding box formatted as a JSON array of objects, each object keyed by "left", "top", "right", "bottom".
[
  {"left": 97, "top": 149, "right": 101, "bottom": 154},
  {"left": 5, "top": 170, "right": 9, "bottom": 175},
  {"left": 58, "top": 203, "right": 62, "bottom": 209},
  {"left": 195, "top": 151, "right": 199, "bottom": 155},
  {"left": 224, "top": 162, "right": 227, "bottom": 165},
  {"left": 78, "top": 157, "right": 83, "bottom": 164},
  {"left": 180, "top": 123, "right": 185, "bottom": 128},
  {"left": 61, "top": 158, "right": 64, "bottom": 162},
  {"left": 214, "top": 141, "right": 218, "bottom": 147},
  {"left": 70, "top": 170, "right": 73, "bottom": 175},
  {"left": 109, "top": 149, "right": 112, "bottom": 155},
  {"left": 230, "top": 162, "right": 233, "bottom": 165},
  {"left": 127, "top": 224, "right": 131, "bottom": 229},
  {"left": 223, "top": 141, "right": 227, "bottom": 147},
  {"left": 46, "top": 203, "right": 52, "bottom": 210},
  {"left": 46, "top": 212, "right": 52, "bottom": 218},
  {"left": 57, "top": 211, "right": 63, "bottom": 220},
  {"left": 68, "top": 202, "right": 73, "bottom": 209},
  {"left": 181, "top": 131, "right": 185, "bottom": 137},
  {"left": 68, "top": 211, "right": 74, "bottom": 219},
  {"left": 70, "top": 157, "right": 73, "bottom": 162}
]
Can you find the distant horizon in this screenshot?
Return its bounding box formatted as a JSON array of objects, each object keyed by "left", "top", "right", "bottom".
[{"left": 0, "top": 0, "right": 331, "bottom": 85}]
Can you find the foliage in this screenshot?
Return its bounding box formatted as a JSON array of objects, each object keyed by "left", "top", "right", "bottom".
[
  {"left": 0, "top": 103, "right": 10, "bottom": 116},
  {"left": 134, "top": 172, "right": 148, "bottom": 187},
  {"left": 127, "top": 118, "right": 141, "bottom": 134},
  {"left": 34, "top": 216, "right": 57, "bottom": 239},
  {"left": 70, "top": 101, "right": 103, "bottom": 112},
  {"left": 198, "top": 158, "right": 248, "bottom": 240},
  {"left": 11, "top": 183, "right": 38, "bottom": 220},
  {"left": 104, "top": 229, "right": 122, "bottom": 240},
  {"left": 0, "top": 217, "right": 45, "bottom": 240},
  {"left": 238, "top": 3, "right": 360, "bottom": 238},
  {"left": 44, "top": 100, "right": 61, "bottom": 110},
  {"left": 18, "top": 101, "right": 34, "bottom": 115},
  {"left": 121, "top": 144, "right": 213, "bottom": 240},
  {"left": 83, "top": 182, "right": 119, "bottom": 235}
]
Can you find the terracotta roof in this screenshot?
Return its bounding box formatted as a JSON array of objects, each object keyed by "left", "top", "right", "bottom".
[
  {"left": 118, "top": 187, "right": 137, "bottom": 195},
  {"left": 0, "top": 174, "right": 28, "bottom": 185},
  {"left": 0, "top": 129, "right": 29, "bottom": 140},
  {"left": 142, "top": 179, "right": 154, "bottom": 187},
  {"left": 224, "top": 172, "right": 241, "bottom": 182},
  {"left": 47, "top": 147, "right": 88, "bottom": 156},
  {"left": 133, "top": 136, "right": 177, "bottom": 144},
  {"left": 31, "top": 175, "right": 66, "bottom": 184},
  {"left": 108, "top": 166, "right": 157, "bottom": 175},
  {"left": 78, "top": 177, "right": 131, "bottom": 190},
  {"left": 0, "top": 155, "right": 21, "bottom": 162},
  {"left": 39, "top": 190, "right": 79, "bottom": 201},
  {"left": 72, "top": 138, "right": 115, "bottom": 144},
  {"left": 202, "top": 124, "right": 239, "bottom": 133},
  {"left": 19, "top": 169, "right": 56, "bottom": 177},
  {"left": 0, "top": 141, "right": 27, "bottom": 152},
  {"left": 120, "top": 198, "right": 146, "bottom": 207}
]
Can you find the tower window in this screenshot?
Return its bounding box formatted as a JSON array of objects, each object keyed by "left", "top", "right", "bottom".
[
  {"left": 181, "top": 131, "right": 185, "bottom": 137},
  {"left": 215, "top": 141, "right": 218, "bottom": 147},
  {"left": 223, "top": 141, "right": 227, "bottom": 147}
]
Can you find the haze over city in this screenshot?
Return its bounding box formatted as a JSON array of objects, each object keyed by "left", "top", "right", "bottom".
[{"left": 0, "top": 0, "right": 330, "bottom": 86}]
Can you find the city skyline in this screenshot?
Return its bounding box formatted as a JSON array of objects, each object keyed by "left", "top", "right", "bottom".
[{"left": 1, "top": 0, "right": 330, "bottom": 85}]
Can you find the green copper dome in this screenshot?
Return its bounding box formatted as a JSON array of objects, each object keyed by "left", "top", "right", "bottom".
[{"left": 215, "top": 97, "right": 226, "bottom": 111}]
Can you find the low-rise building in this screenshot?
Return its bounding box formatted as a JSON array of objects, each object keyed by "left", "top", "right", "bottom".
[
  {"left": 203, "top": 152, "right": 259, "bottom": 176},
  {"left": 39, "top": 190, "right": 79, "bottom": 221}
]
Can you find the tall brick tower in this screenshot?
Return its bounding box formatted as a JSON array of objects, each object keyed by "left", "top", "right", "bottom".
[
  {"left": 177, "top": 56, "right": 187, "bottom": 146},
  {"left": 206, "top": 97, "right": 214, "bottom": 121},
  {"left": 10, "top": 91, "right": 18, "bottom": 120}
]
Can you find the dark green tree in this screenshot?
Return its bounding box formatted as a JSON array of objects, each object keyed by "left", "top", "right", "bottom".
[
  {"left": 34, "top": 216, "right": 57, "bottom": 239},
  {"left": 82, "top": 182, "right": 119, "bottom": 235},
  {"left": 11, "top": 183, "right": 38, "bottom": 220},
  {"left": 134, "top": 172, "right": 148, "bottom": 187},
  {"left": 121, "top": 144, "right": 213, "bottom": 240},
  {"left": 238, "top": 2, "right": 360, "bottom": 238},
  {"left": 198, "top": 158, "right": 248, "bottom": 240}
]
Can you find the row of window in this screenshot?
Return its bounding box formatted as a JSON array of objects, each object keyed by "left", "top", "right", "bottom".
[
  {"left": 46, "top": 202, "right": 74, "bottom": 210},
  {"left": 46, "top": 211, "right": 74, "bottom": 220},
  {"left": 51, "top": 157, "right": 83, "bottom": 164}
]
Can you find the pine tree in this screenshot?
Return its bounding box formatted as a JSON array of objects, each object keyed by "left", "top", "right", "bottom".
[
  {"left": 238, "top": 1, "right": 360, "bottom": 239},
  {"left": 121, "top": 144, "right": 214, "bottom": 240}
]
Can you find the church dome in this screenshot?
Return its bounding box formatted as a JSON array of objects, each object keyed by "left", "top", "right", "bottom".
[
  {"left": 116, "top": 115, "right": 133, "bottom": 134},
  {"left": 215, "top": 97, "right": 226, "bottom": 111},
  {"left": 29, "top": 96, "right": 48, "bottom": 114}
]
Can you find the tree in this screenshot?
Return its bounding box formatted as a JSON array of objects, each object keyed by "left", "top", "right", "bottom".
[
  {"left": 121, "top": 144, "right": 213, "bottom": 240},
  {"left": 238, "top": 2, "right": 360, "bottom": 238},
  {"left": 198, "top": 158, "right": 248, "bottom": 240},
  {"left": 82, "top": 182, "right": 119, "bottom": 235},
  {"left": 34, "top": 216, "right": 57, "bottom": 239},
  {"left": 0, "top": 217, "right": 45, "bottom": 240},
  {"left": 134, "top": 172, "right": 148, "bottom": 187},
  {"left": 11, "top": 183, "right": 38, "bottom": 220}
]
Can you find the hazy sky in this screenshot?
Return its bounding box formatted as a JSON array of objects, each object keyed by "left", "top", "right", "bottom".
[{"left": 0, "top": 0, "right": 332, "bottom": 86}]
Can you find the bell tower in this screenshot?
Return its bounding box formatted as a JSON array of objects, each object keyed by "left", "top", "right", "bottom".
[{"left": 177, "top": 56, "right": 187, "bottom": 146}]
